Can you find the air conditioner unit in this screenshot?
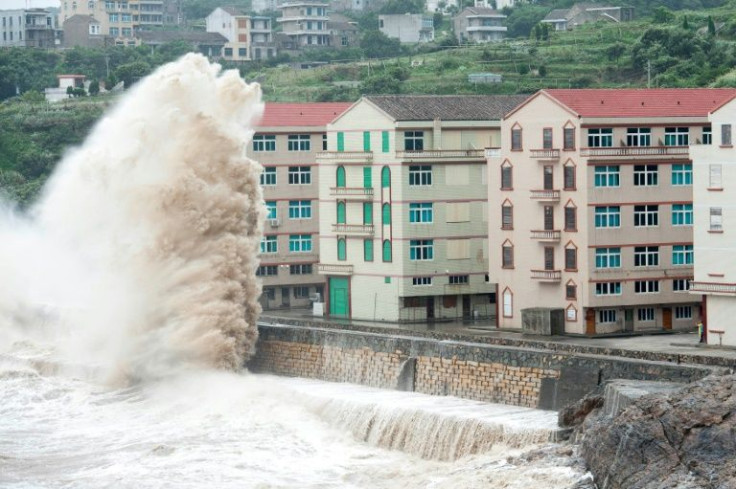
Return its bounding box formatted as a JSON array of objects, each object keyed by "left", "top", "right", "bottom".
[
  {"left": 269, "top": 219, "right": 280, "bottom": 227},
  {"left": 309, "top": 292, "right": 321, "bottom": 302}
]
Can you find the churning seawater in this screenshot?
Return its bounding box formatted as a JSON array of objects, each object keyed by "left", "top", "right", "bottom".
[{"left": 0, "top": 54, "right": 587, "bottom": 488}]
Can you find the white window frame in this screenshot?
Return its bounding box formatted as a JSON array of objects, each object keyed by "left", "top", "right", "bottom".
[
  {"left": 637, "top": 308, "right": 655, "bottom": 322},
  {"left": 288, "top": 166, "right": 311, "bottom": 185},
  {"left": 594, "top": 166, "right": 620, "bottom": 187},
  {"left": 710, "top": 207, "right": 723, "bottom": 231},
  {"left": 288, "top": 200, "right": 312, "bottom": 219},
  {"left": 587, "top": 128, "right": 613, "bottom": 147},
  {"left": 253, "top": 134, "right": 276, "bottom": 152},
  {"left": 260, "top": 235, "right": 278, "bottom": 254},
  {"left": 409, "top": 202, "right": 433, "bottom": 223},
  {"left": 672, "top": 245, "right": 694, "bottom": 266},
  {"left": 634, "top": 205, "right": 659, "bottom": 227},
  {"left": 634, "top": 280, "right": 660, "bottom": 294},
  {"left": 595, "top": 247, "right": 621, "bottom": 269},
  {"left": 626, "top": 127, "right": 651, "bottom": 147},
  {"left": 673, "top": 278, "right": 691, "bottom": 292},
  {"left": 404, "top": 131, "right": 424, "bottom": 151},
  {"left": 634, "top": 246, "right": 659, "bottom": 267},
  {"left": 412, "top": 276, "right": 433, "bottom": 286},
  {"left": 671, "top": 164, "right": 692, "bottom": 186},
  {"left": 633, "top": 164, "right": 658, "bottom": 186},
  {"left": 290, "top": 264, "right": 313, "bottom": 275},
  {"left": 598, "top": 309, "right": 617, "bottom": 323},
  {"left": 672, "top": 204, "right": 693, "bottom": 226},
  {"left": 675, "top": 306, "right": 693, "bottom": 319},
  {"left": 709, "top": 164, "right": 722, "bottom": 188},
  {"left": 664, "top": 127, "right": 689, "bottom": 146},
  {"left": 595, "top": 282, "right": 622, "bottom": 296},
  {"left": 287, "top": 134, "right": 311, "bottom": 152},
  {"left": 409, "top": 165, "right": 432, "bottom": 186},
  {"left": 289, "top": 234, "right": 312, "bottom": 253},
  {"left": 261, "top": 167, "right": 276, "bottom": 186},
  {"left": 594, "top": 206, "right": 621, "bottom": 228},
  {"left": 409, "top": 239, "right": 434, "bottom": 261},
  {"left": 265, "top": 201, "right": 277, "bottom": 220}
]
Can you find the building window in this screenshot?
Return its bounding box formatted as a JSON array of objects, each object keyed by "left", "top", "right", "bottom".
[
  {"left": 634, "top": 205, "right": 659, "bottom": 227},
  {"left": 665, "top": 127, "right": 689, "bottom": 146},
  {"left": 673, "top": 278, "right": 691, "bottom": 292},
  {"left": 256, "top": 265, "right": 278, "bottom": 276},
  {"left": 337, "top": 239, "right": 346, "bottom": 261},
  {"left": 672, "top": 204, "right": 693, "bottom": 226},
  {"left": 672, "top": 164, "right": 692, "bottom": 186},
  {"left": 502, "top": 241, "right": 514, "bottom": 268},
  {"left": 260, "top": 167, "right": 276, "bottom": 186},
  {"left": 566, "top": 282, "right": 577, "bottom": 300},
  {"left": 288, "top": 200, "right": 312, "bottom": 219},
  {"left": 449, "top": 275, "right": 469, "bottom": 285},
  {"left": 409, "top": 240, "right": 433, "bottom": 261},
  {"left": 294, "top": 286, "right": 310, "bottom": 299},
  {"left": 382, "top": 240, "right": 392, "bottom": 262},
  {"left": 337, "top": 132, "right": 344, "bottom": 152},
  {"left": 109, "top": 27, "right": 119, "bottom": 36},
  {"left": 404, "top": 131, "right": 424, "bottom": 151},
  {"left": 263, "top": 288, "right": 275, "bottom": 300},
  {"left": 260, "top": 235, "right": 277, "bottom": 253},
  {"left": 595, "top": 247, "right": 621, "bottom": 268},
  {"left": 336, "top": 201, "right": 346, "bottom": 224},
  {"left": 638, "top": 308, "right": 655, "bottom": 322},
  {"left": 564, "top": 206, "right": 577, "bottom": 231},
  {"left": 633, "top": 165, "right": 658, "bottom": 186},
  {"left": 409, "top": 203, "right": 433, "bottom": 223},
  {"left": 501, "top": 161, "right": 513, "bottom": 189},
  {"left": 598, "top": 309, "right": 617, "bottom": 323},
  {"left": 626, "top": 127, "right": 651, "bottom": 147},
  {"left": 502, "top": 288, "right": 513, "bottom": 318},
  {"left": 501, "top": 202, "right": 513, "bottom": 230},
  {"left": 363, "top": 131, "right": 371, "bottom": 151},
  {"left": 672, "top": 245, "right": 694, "bottom": 265},
  {"left": 721, "top": 124, "right": 732, "bottom": 146},
  {"left": 675, "top": 306, "right": 693, "bottom": 319},
  {"left": 288, "top": 134, "right": 311, "bottom": 151},
  {"left": 566, "top": 304, "right": 578, "bottom": 322},
  {"left": 703, "top": 126, "right": 712, "bottom": 145},
  {"left": 364, "top": 239, "right": 373, "bottom": 261},
  {"left": 290, "top": 264, "right": 313, "bottom": 275},
  {"left": 709, "top": 164, "right": 722, "bottom": 188},
  {"left": 635, "top": 280, "right": 660, "bottom": 294},
  {"left": 322, "top": 134, "right": 327, "bottom": 151},
  {"left": 363, "top": 167, "right": 372, "bottom": 188},
  {"left": 563, "top": 163, "right": 576, "bottom": 190},
  {"left": 336, "top": 166, "right": 346, "bottom": 187},
  {"left": 511, "top": 126, "right": 522, "bottom": 150},
  {"left": 634, "top": 246, "right": 659, "bottom": 267},
  {"left": 565, "top": 245, "right": 577, "bottom": 270},
  {"left": 289, "top": 234, "right": 312, "bottom": 252},
  {"left": 288, "top": 166, "right": 311, "bottom": 185},
  {"left": 710, "top": 207, "right": 723, "bottom": 231},
  {"left": 412, "top": 276, "right": 432, "bottom": 286},
  {"left": 363, "top": 202, "right": 373, "bottom": 225},
  {"left": 595, "top": 282, "right": 621, "bottom": 296},
  {"left": 588, "top": 128, "right": 613, "bottom": 147},
  {"left": 409, "top": 165, "right": 432, "bottom": 186},
  {"left": 594, "top": 166, "right": 620, "bottom": 187},
  {"left": 563, "top": 126, "right": 575, "bottom": 150},
  {"left": 381, "top": 166, "right": 390, "bottom": 188},
  {"left": 265, "top": 201, "right": 277, "bottom": 220},
  {"left": 594, "top": 206, "right": 621, "bottom": 228},
  {"left": 542, "top": 128, "right": 553, "bottom": 149},
  {"left": 381, "top": 131, "right": 390, "bottom": 153}
]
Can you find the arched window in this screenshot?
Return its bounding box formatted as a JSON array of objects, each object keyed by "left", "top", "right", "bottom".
[
  {"left": 564, "top": 241, "right": 578, "bottom": 271},
  {"left": 566, "top": 280, "right": 577, "bottom": 300},
  {"left": 382, "top": 239, "right": 392, "bottom": 262},
  {"left": 337, "top": 201, "right": 346, "bottom": 224},
  {"left": 382, "top": 203, "right": 391, "bottom": 225},
  {"left": 563, "top": 159, "right": 576, "bottom": 190},
  {"left": 501, "top": 160, "right": 513, "bottom": 190},
  {"left": 502, "top": 287, "right": 513, "bottom": 318},
  {"left": 337, "top": 238, "right": 346, "bottom": 261},
  {"left": 502, "top": 239, "right": 514, "bottom": 268},
  {"left": 566, "top": 304, "right": 578, "bottom": 322},
  {"left": 501, "top": 199, "right": 513, "bottom": 230},
  {"left": 336, "top": 166, "right": 346, "bottom": 187},
  {"left": 381, "top": 166, "right": 391, "bottom": 188}
]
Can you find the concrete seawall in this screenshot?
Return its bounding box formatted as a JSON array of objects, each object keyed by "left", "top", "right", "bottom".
[{"left": 248, "top": 320, "right": 723, "bottom": 411}]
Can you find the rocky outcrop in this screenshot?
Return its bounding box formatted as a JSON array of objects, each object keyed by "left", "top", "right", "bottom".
[{"left": 579, "top": 374, "right": 736, "bottom": 489}]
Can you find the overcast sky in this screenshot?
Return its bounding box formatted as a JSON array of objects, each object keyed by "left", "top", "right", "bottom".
[{"left": 3, "top": 0, "right": 60, "bottom": 8}]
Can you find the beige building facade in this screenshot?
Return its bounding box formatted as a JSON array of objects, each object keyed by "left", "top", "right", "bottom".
[
  {"left": 249, "top": 103, "right": 351, "bottom": 311},
  {"left": 278, "top": 1, "right": 331, "bottom": 49},
  {"left": 489, "top": 89, "right": 736, "bottom": 335},
  {"left": 317, "top": 95, "right": 527, "bottom": 322},
  {"left": 206, "top": 7, "right": 277, "bottom": 62},
  {"left": 60, "top": 0, "right": 164, "bottom": 45},
  {"left": 691, "top": 94, "right": 736, "bottom": 346}
]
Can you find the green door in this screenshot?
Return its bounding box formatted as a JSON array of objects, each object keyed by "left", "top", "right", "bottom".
[{"left": 329, "top": 277, "right": 349, "bottom": 317}]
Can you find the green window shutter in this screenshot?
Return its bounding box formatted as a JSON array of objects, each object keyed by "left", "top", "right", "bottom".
[
  {"left": 336, "top": 166, "right": 346, "bottom": 187},
  {"left": 337, "top": 239, "right": 346, "bottom": 261},
  {"left": 382, "top": 203, "right": 391, "bottom": 225},
  {"left": 363, "top": 166, "right": 372, "bottom": 188},
  {"left": 337, "top": 201, "right": 346, "bottom": 224},
  {"left": 382, "top": 131, "right": 389, "bottom": 153},
  {"left": 363, "top": 202, "right": 373, "bottom": 225},
  {"left": 381, "top": 166, "right": 390, "bottom": 188},
  {"left": 337, "top": 132, "right": 344, "bottom": 152},
  {"left": 364, "top": 239, "right": 373, "bottom": 261},
  {"left": 382, "top": 240, "right": 392, "bottom": 262},
  {"left": 363, "top": 131, "right": 371, "bottom": 151}
]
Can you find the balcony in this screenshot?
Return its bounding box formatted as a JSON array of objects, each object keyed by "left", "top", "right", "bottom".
[
  {"left": 485, "top": 147, "right": 501, "bottom": 158},
  {"left": 317, "top": 263, "right": 353, "bottom": 276},
  {"left": 466, "top": 25, "right": 507, "bottom": 32},
  {"left": 530, "top": 189, "right": 560, "bottom": 202},
  {"left": 531, "top": 230, "right": 561, "bottom": 242},
  {"left": 530, "top": 149, "right": 560, "bottom": 160},
  {"left": 690, "top": 281, "right": 736, "bottom": 295},
  {"left": 580, "top": 146, "right": 690, "bottom": 159},
  {"left": 531, "top": 270, "right": 561, "bottom": 282},
  {"left": 317, "top": 151, "right": 373, "bottom": 163},
  {"left": 329, "top": 187, "right": 374, "bottom": 200},
  {"left": 395, "top": 149, "right": 486, "bottom": 163},
  {"left": 332, "top": 223, "right": 374, "bottom": 236}
]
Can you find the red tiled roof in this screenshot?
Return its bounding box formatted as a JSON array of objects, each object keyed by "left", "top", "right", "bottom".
[
  {"left": 258, "top": 102, "right": 352, "bottom": 127},
  {"left": 544, "top": 88, "right": 736, "bottom": 118}
]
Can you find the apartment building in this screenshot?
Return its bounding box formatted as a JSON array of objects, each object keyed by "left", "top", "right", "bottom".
[
  {"left": 690, "top": 94, "right": 736, "bottom": 346},
  {"left": 278, "top": 1, "right": 331, "bottom": 49},
  {"left": 206, "top": 7, "right": 277, "bottom": 61},
  {"left": 60, "top": 0, "right": 165, "bottom": 45},
  {"left": 378, "top": 14, "right": 434, "bottom": 44},
  {"left": 0, "top": 8, "right": 56, "bottom": 48},
  {"left": 489, "top": 89, "right": 736, "bottom": 335},
  {"left": 317, "top": 95, "right": 527, "bottom": 321},
  {"left": 250, "top": 102, "right": 352, "bottom": 311},
  {"left": 453, "top": 7, "right": 507, "bottom": 44}
]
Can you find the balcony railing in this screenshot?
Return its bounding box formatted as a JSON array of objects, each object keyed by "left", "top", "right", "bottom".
[
  {"left": 531, "top": 269, "right": 561, "bottom": 282},
  {"left": 580, "top": 146, "right": 690, "bottom": 158},
  {"left": 332, "top": 223, "right": 374, "bottom": 236},
  {"left": 317, "top": 263, "right": 353, "bottom": 276},
  {"left": 317, "top": 151, "right": 373, "bottom": 162},
  {"left": 530, "top": 149, "right": 560, "bottom": 160},
  {"left": 690, "top": 281, "right": 736, "bottom": 295},
  {"left": 396, "top": 149, "right": 485, "bottom": 161},
  {"left": 530, "top": 189, "right": 560, "bottom": 201},
  {"left": 485, "top": 147, "right": 501, "bottom": 158},
  {"left": 531, "top": 230, "right": 561, "bottom": 242},
  {"left": 329, "top": 187, "right": 374, "bottom": 200}
]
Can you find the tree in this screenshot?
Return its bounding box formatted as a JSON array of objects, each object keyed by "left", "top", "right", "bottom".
[
  {"left": 682, "top": 16, "right": 689, "bottom": 30},
  {"left": 114, "top": 61, "right": 152, "bottom": 89},
  {"left": 538, "top": 64, "right": 547, "bottom": 77},
  {"left": 360, "top": 73, "right": 401, "bottom": 94},
  {"left": 360, "top": 30, "right": 402, "bottom": 59},
  {"left": 652, "top": 7, "right": 674, "bottom": 24},
  {"left": 606, "top": 42, "right": 627, "bottom": 62},
  {"left": 708, "top": 16, "right": 716, "bottom": 36},
  {"left": 532, "top": 24, "right": 541, "bottom": 41},
  {"left": 89, "top": 80, "right": 100, "bottom": 95},
  {"left": 505, "top": 5, "right": 549, "bottom": 38},
  {"left": 379, "top": 0, "right": 424, "bottom": 15}
]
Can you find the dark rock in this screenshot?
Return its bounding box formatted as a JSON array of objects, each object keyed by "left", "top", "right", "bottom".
[
  {"left": 579, "top": 373, "right": 736, "bottom": 489},
  {"left": 559, "top": 393, "right": 604, "bottom": 428}
]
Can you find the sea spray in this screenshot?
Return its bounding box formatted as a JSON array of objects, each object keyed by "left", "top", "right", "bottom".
[{"left": 0, "top": 54, "right": 265, "bottom": 381}]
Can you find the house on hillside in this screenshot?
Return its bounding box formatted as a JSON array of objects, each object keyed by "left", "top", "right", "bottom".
[
  {"left": 137, "top": 31, "right": 228, "bottom": 59},
  {"left": 63, "top": 14, "right": 108, "bottom": 48},
  {"left": 278, "top": 1, "right": 331, "bottom": 50},
  {"left": 45, "top": 74, "right": 86, "bottom": 103},
  {"left": 453, "top": 7, "right": 507, "bottom": 44},
  {"left": 541, "top": 3, "right": 634, "bottom": 31},
  {"left": 206, "top": 7, "right": 277, "bottom": 61},
  {"left": 0, "top": 8, "right": 56, "bottom": 48},
  {"left": 378, "top": 14, "right": 434, "bottom": 44},
  {"left": 328, "top": 13, "right": 360, "bottom": 47}
]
